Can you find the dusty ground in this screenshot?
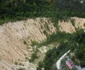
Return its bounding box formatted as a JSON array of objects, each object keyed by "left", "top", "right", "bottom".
[{"left": 0, "top": 18, "right": 56, "bottom": 70}]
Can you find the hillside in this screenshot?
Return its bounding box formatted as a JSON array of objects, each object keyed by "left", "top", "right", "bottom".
[
  {"left": 0, "top": 18, "right": 56, "bottom": 70},
  {"left": 0, "top": 0, "right": 85, "bottom": 70},
  {"left": 0, "top": 17, "right": 85, "bottom": 70}
]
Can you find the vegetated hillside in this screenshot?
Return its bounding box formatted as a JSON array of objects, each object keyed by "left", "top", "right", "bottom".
[
  {"left": 37, "top": 18, "right": 85, "bottom": 70},
  {"left": 0, "top": 17, "right": 85, "bottom": 70},
  {"left": 1, "top": 0, "right": 85, "bottom": 24}
]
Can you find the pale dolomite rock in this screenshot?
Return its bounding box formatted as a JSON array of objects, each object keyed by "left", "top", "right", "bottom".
[
  {"left": 58, "top": 20, "right": 76, "bottom": 33},
  {"left": 0, "top": 18, "right": 56, "bottom": 70}
]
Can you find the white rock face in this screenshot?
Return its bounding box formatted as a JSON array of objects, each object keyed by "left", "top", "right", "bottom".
[
  {"left": 58, "top": 20, "right": 76, "bottom": 33},
  {"left": 0, "top": 18, "right": 56, "bottom": 70}
]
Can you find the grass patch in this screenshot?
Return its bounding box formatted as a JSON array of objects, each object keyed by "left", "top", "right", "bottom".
[
  {"left": 29, "top": 49, "right": 38, "bottom": 62},
  {"left": 71, "top": 19, "right": 75, "bottom": 26},
  {"left": 31, "top": 41, "right": 39, "bottom": 46}
]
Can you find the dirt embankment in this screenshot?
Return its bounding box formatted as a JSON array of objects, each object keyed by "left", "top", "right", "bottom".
[
  {"left": 59, "top": 17, "right": 85, "bottom": 33},
  {"left": 0, "top": 18, "right": 56, "bottom": 70},
  {"left": 0, "top": 17, "right": 85, "bottom": 70}
]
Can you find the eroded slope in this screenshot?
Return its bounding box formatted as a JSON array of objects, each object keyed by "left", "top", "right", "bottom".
[{"left": 0, "top": 17, "right": 85, "bottom": 70}]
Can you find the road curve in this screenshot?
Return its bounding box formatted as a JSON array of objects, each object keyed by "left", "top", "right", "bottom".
[{"left": 56, "top": 50, "right": 70, "bottom": 70}]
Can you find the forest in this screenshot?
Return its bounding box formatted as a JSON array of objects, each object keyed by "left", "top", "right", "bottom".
[
  {"left": 37, "top": 29, "right": 85, "bottom": 70},
  {"left": 0, "top": 0, "right": 85, "bottom": 24}
]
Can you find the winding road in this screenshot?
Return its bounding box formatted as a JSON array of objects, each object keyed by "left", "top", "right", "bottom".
[{"left": 56, "top": 50, "right": 70, "bottom": 70}]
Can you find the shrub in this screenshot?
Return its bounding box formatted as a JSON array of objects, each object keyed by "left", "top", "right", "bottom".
[
  {"left": 18, "top": 68, "right": 25, "bottom": 70},
  {"left": 43, "top": 30, "right": 48, "bottom": 37},
  {"left": 15, "top": 62, "right": 18, "bottom": 65},
  {"left": 23, "top": 40, "right": 27, "bottom": 44},
  {"left": 84, "top": 23, "right": 85, "bottom": 26},
  {"left": 31, "top": 41, "right": 38, "bottom": 46},
  {"left": 29, "top": 51, "right": 38, "bottom": 62},
  {"left": 71, "top": 19, "right": 75, "bottom": 26},
  {"left": 80, "top": 61, "right": 85, "bottom": 67}
]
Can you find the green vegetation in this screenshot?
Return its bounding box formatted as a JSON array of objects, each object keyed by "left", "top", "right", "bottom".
[
  {"left": 71, "top": 19, "right": 75, "bottom": 26},
  {"left": 37, "top": 29, "right": 85, "bottom": 70},
  {"left": 1, "top": 0, "right": 85, "bottom": 24},
  {"left": 39, "top": 31, "right": 75, "bottom": 47},
  {"left": 0, "top": 0, "right": 54, "bottom": 24},
  {"left": 37, "top": 43, "right": 69, "bottom": 70},
  {"left": 17, "top": 68, "right": 25, "bottom": 70},
  {"left": 44, "top": 23, "right": 50, "bottom": 31},
  {"left": 43, "top": 30, "right": 48, "bottom": 37},
  {"left": 80, "top": 61, "right": 85, "bottom": 67},
  {"left": 15, "top": 62, "right": 18, "bottom": 65},
  {"left": 23, "top": 40, "right": 27, "bottom": 44},
  {"left": 31, "top": 41, "right": 38, "bottom": 46},
  {"left": 29, "top": 49, "right": 38, "bottom": 62},
  {"left": 84, "top": 23, "right": 85, "bottom": 26}
]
